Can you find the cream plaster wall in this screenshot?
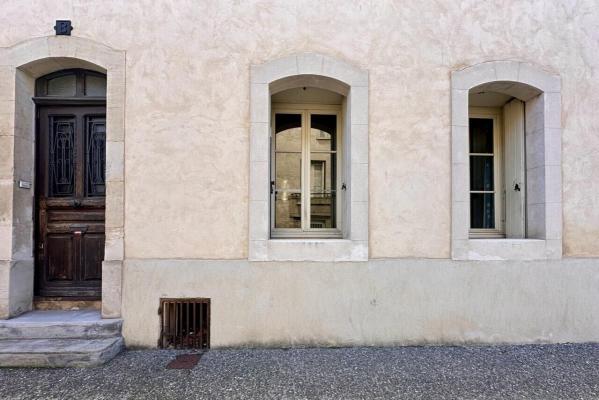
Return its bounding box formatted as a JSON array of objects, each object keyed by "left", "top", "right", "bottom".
[
  {"left": 122, "top": 258, "right": 599, "bottom": 348},
  {"left": 1, "top": 1, "right": 599, "bottom": 259}
]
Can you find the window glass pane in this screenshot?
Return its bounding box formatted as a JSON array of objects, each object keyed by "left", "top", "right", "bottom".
[
  {"left": 470, "top": 193, "right": 495, "bottom": 229},
  {"left": 274, "top": 113, "right": 302, "bottom": 229},
  {"left": 275, "top": 153, "right": 301, "bottom": 191},
  {"left": 49, "top": 116, "right": 75, "bottom": 196},
  {"left": 470, "top": 155, "right": 494, "bottom": 191},
  {"left": 311, "top": 160, "right": 325, "bottom": 192},
  {"left": 86, "top": 116, "right": 106, "bottom": 196},
  {"left": 275, "top": 191, "right": 301, "bottom": 228},
  {"left": 275, "top": 114, "right": 301, "bottom": 152},
  {"left": 311, "top": 192, "right": 336, "bottom": 229},
  {"left": 85, "top": 74, "right": 107, "bottom": 96},
  {"left": 310, "top": 114, "right": 336, "bottom": 151},
  {"left": 310, "top": 154, "right": 336, "bottom": 229},
  {"left": 469, "top": 118, "right": 493, "bottom": 153},
  {"left": 47, "top": 74, "right": 76, "bottom": 96}
]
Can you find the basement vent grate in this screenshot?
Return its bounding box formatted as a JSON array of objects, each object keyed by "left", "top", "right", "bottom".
[{"left": 159, "top": 298, "right": 210, "bottom": 349}]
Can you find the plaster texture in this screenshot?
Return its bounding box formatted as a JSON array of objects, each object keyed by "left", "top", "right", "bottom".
[
  {"left": 122, "top": 258, "right": 599, "bottom": 348},
  {"left": 1, "top": 1, "right": 598, "bottom": 260},
  {"left": 0, "top": 1, "right": 599, "bottom": 346},
  {"left": 0, "top": 261, "right": 32, "bottom": 319}
]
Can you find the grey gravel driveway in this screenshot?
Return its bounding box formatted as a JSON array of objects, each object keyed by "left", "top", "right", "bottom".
[{"left": 1, "top": 344, "right": 599, "bottom": 399}]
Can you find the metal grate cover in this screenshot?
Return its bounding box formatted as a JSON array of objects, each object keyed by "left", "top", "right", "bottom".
[{"left": 159, "top": 298, "right": 210, "bottom": 349}]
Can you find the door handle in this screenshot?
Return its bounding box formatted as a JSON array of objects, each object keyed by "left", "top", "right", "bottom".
[{"left": 270, "top": 181, "right": 275, "bottom": 194}]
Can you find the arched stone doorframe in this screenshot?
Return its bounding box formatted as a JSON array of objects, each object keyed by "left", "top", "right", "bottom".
[{"left": 0, "top": 36, "right": 125, "bottom": 318}]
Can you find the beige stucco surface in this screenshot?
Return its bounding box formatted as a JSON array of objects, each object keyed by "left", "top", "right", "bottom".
[
  {"left": 122, "top": 258, "right": 599, "bottom": 347},
  {"left": 1, "top": 0, "right": 599, "bottom": 258}
]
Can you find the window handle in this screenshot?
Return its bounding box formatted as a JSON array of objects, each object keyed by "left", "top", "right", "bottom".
[
  {"left": 270, "top": 180, "right": 275, "bottom": 194},
  {"left": 341, "top": 183, "right": 347, "bottom": 191},
  {"left": 514, "top": 183, "right": 521, "bottom": 192}
]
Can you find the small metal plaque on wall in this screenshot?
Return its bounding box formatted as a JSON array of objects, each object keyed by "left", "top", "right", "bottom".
[{"left": 54, "top": 20, "right": 73, "bottom": 36}]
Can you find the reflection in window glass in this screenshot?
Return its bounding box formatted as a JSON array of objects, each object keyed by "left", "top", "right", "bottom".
[
  {"left": 275, "top": 191, "right": 301, "bottom": 228},
  {"left": 310, "top": 114, "right": 336, "bottom": 229},
  {"left": 310, "top": 114, "right": 336, "bottom": 151},
  {"left": 47, "top": 75, "right": 76, "bottom": 96},
  {"left": 85, "top": 75, "right": 107, "bottom": 97},
  {"left": 272, "top": 111, "right": 339, "bottom": 233},
  {"left": 274, "top": 114, "right": 302, "bottom": 228}
]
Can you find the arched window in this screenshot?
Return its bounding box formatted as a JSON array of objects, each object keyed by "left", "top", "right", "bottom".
[
  {"left": 451, "top": 61, "right": 562, "bottom": 260},
  {"left": 271, "top": 87, "right": 343, "bottom": 237},
  {"left": 249, "top": 54, "right": 369, "bottom": 261}
]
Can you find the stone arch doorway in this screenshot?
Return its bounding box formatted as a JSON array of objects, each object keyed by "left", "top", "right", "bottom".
[{"left": 0, "top": 37, "right": 125, "bottom": 318}]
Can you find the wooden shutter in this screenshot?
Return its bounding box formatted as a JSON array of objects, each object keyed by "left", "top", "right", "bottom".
[{"left": 503, "top": 99, "right": 526, "bottom": 238}]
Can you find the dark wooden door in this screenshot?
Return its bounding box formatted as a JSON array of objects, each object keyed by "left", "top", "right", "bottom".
[{"left": 35, "top": 105, "right": 106, "bottom": 298}]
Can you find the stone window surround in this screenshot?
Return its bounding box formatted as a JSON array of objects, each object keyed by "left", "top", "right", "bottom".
[
  {"left": 249, "top": 53, "right": 369, "bottom": 261},
  {"left": 451, "top": 61, "right": 562, "bottom": 260},
  {"left": 0, "top": 36, "right": 125, "bottom": 318}
]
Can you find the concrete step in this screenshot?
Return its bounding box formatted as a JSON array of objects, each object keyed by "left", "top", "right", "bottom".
[
  {"left": 34, "top": 298, "right": 101, "bottom": 311},
  {"left": 0, "top": 337, "right": 123, "bottom": 367},
  {"left": 0, "top": 310, "right": 122, "bottom": 340}
]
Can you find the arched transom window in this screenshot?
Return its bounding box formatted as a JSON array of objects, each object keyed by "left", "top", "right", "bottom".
[{"left": 35, "top": 69, "right": 106, "bottom": 99}]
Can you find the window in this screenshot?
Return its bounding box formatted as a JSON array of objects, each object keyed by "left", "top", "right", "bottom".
[
  {"left": 249, "top": 53, "right": 369, "bottom": 261},
  {"left": 468, "top": 100, "right": 527, "bottom": 240},
  {"left": 451, "top": 61, "right": 562, "bottom": 260},
  {"left": 469, "top": 108, "right": 504, "bottom": 237},
  {"left": 271, "top": 106, "right": 341, "bottom": 238}
]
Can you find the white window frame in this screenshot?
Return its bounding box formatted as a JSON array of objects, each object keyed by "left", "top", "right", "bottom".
[
  {"left": 271, "top": 103, "right": 343, "bottom": 239},
  {"left": 468, "top": 107, "right": 505, "bottom": 239},
  {"left": 451, "top": 61, "right": 562, "bottom": 261},
  {"left": 249, "top": 53, "right": 369, "bottom": 262}
]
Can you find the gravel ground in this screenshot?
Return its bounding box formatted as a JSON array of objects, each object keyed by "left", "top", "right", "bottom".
[{"left": 1, "top": 343, "right": 599, "bottom": 399}]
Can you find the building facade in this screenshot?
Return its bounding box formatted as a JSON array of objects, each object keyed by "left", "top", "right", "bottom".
[{"left": 1, "top": 1, "right": 599, "bottom": 349}]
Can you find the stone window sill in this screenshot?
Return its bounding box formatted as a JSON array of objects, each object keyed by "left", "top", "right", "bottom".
[
  {"left": 452, "top": 239, "right": 562, "bottom": 261},
  {"left": 249, "top": 239, "right": 368, "bottom": 262}
]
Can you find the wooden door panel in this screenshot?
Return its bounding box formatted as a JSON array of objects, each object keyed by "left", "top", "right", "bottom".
[
  {"left": 82, "top": 234, "right": 104, "bottom": 281},
  {"left": 47, "top": 209, "right": 105, "bottom": 223},
  {"left": 46, "top": 234, "right": 75, "bottom": 281},
  {"left": 36, "top": 105, "right": 106, "bottom": 298}
]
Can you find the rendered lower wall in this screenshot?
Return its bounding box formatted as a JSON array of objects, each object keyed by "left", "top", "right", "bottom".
[
  {"left": 121, "top": 258, "right": 599, "bottom": 348},
  {"left": 0, "top": 260, "right": 33, "bottom": 319}
]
